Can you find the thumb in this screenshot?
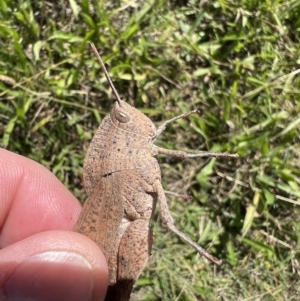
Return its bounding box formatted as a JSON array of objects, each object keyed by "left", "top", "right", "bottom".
[{"left": 0, "top": 230, "right": 108, "bottom": 301}]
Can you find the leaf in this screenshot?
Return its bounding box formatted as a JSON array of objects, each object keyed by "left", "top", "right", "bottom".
[
  {"left": 48, "top": 32, "right": 83, "bottom": 42},
  {"left": 121, "top": 24, "right": 139, "bottom": 41},
  {"left": 193, "top": 68, "right": 211, "bottom": 77},
  {"left": 80, "top": 13, "right": 96, "bottom": 29},
  {"left": 2, "top": 116, "right": 17, "bottom": 147},
  {"left": 242, "top": 191, "right": 260, "bottom": 237},
  {"left": 31, "top": 116, "right": 52, "bottom": 132},
  {"left": 69, "top": 0, "right": 80, "bottom": 18},
  {"left": 198, "top": 219, "right": 212, "bottom": 243},
  {"left": 33, "top": 41, "right": 45, "bottom": 61},
  {"left": 198, "top": 158, "right": 216, "bottom": 177},
  {"left": 226, "top": 240, "right": 238, "bottom": 266},
  {"left": 239, "top": 236, "right": 274, "bottom": 256},
  {"left": 135, "top": 0, "right": 154, "bottom": 22},
  {"left": 263, "top": 189, "right": 275, "bottom": 206}
]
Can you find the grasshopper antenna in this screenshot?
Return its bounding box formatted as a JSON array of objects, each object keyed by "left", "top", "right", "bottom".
[{"left": 90, "top": 43, "right": 122, "bottom": 106}]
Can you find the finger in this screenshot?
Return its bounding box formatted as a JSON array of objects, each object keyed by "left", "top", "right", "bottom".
[
  {"left": 0, "top": 230, "right": 108, "bottom": 301},
  {"left": 0, "top": 148, "right": 82, "bottom": 247}
]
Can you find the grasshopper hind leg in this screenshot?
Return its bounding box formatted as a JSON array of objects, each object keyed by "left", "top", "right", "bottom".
[
  {"left": 154, "top": 179, "right": 222, "bottom": 266},
  {"left": 105, "top": 219, "right": 153, "bottom": 301}
]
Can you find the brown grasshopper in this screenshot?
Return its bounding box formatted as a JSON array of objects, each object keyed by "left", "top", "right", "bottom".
[{"left": 74, "top": 43, "right": 238, "bottom": 301}]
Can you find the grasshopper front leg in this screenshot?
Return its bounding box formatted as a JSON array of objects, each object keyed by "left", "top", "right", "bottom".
[
  {"left": 154, "top": 179, "right": 222, "bottom": 266},
  {"left": 153, "top": 109, "right": 238, "bottom": 159},
  {"left": 154, "top": 109, "right": 199, "bottom": 140}
]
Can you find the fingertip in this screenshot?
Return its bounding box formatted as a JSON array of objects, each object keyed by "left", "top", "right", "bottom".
[{"left": 0, "top": 230, "right": 108, "bottom": 301}]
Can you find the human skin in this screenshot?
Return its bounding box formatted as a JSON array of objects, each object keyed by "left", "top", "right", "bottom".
[{"left": 0, "top": 148, "right": 109, "bottom": 301}]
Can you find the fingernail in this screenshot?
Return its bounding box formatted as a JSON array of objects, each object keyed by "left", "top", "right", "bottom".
[{"left": 4, "top": 251, "right": 93, "bottom": 301}]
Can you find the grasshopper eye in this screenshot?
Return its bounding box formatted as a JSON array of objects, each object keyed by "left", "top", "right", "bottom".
[{"left": 115, "top": 110, "right": 130, "bottom": 123}]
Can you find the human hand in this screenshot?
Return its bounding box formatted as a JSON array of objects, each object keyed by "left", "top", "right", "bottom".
[{"left": 0, "top": 148, "right": 108, "bottom": 301}]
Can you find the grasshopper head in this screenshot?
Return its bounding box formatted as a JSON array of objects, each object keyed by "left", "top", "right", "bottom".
[{"left": 110, "top": 101, "right": 156, "bottom": 138}]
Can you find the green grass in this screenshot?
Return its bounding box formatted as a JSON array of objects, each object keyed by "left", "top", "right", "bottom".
[{"left": 1, "top": 0, "right": 300, "bottom": 300}]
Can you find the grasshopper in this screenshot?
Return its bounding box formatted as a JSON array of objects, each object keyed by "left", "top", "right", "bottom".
[{"left": 74, "top": 43, "right": 238, "bottom": 301}]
